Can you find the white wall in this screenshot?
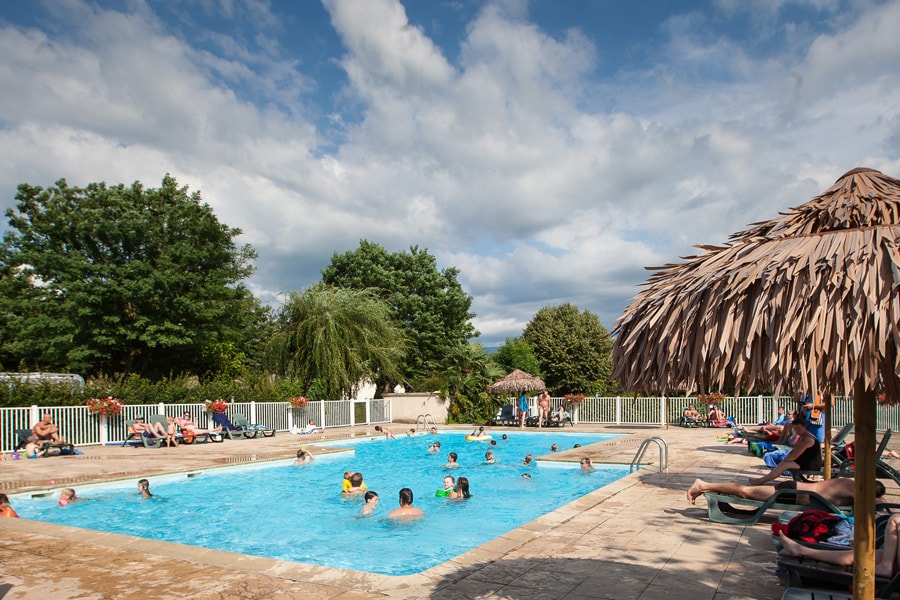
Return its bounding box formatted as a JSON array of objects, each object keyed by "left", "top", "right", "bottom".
[{"left": 383, "top": 392, "right": 448, "bottom": 424}]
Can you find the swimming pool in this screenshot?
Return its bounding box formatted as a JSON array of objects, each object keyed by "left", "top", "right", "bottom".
[{"left": 14, "top": 431, "right": 628, "bottom": 575}]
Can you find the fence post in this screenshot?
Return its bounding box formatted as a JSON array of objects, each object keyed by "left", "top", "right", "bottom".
[
  {"left": 30, "top": 404, "right": 40, "bottom": 427},
  {"left": 757, "top": 395, "right": 764, "bottom": 424},
  {"left": 660, "top": 396, "right": 667, "bottom": 426},
  {"left": 287, "top": 406, "right": 294, "bottom": 432},
  {"left": 250, "top": 401, "right": 257, "bottom": 424},
  {"left": 616, "top": 396, "right": 622, "bottom": 425},
  {"left": 158, "top": 402, "right": 165, "bottom": 417},
  {"left": 319, "top": 401, "right": 326, "bottom": 429},
  {"left": 350, "top": 400, "right": 356, "bottom": 427},
  {"left": 99, "top": 414, "right": 109, "bottom": 445}
]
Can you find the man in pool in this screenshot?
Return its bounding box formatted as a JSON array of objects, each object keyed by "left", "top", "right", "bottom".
[
  {"left": 580, "top": 457, "right": 594, "bottom": 472},
  {"left": 388, "top": 488, "right": 423, "bottom": 519},
  {"left": 428, "top": 441, "right": 441, "bottom": 453},
  {"left": 445, "top": 452, "right": 459, "bottom": 468},
  {"left": 484, "top": 450, "right": 495, "bottom": 464}
]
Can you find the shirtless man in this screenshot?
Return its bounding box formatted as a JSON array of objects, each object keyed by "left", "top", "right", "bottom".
[
  {"left": 687, "top": 475, "right": 885, "bottom": 506},
  {"left": 374, "top": 425, "right": 395, "bottom": 439},
  {"left": 537, "top": 391, "right": 551, "bottom": 428},
  {"left": 387, "top": 488, "right": 424, "bottom": 519},
  {"left": 32, "top": 413, "right": 64, "bottom": 443}
]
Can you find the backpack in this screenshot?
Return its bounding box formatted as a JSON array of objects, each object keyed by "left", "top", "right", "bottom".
[{"left": 780, "top": 509, "right": 846, "bottom": 543}]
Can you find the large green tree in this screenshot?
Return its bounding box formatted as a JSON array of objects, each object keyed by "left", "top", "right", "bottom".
[
  {"left": 264, "top": 285, "right": 406, "bottom": 400},
  {"left": 522, "top": 303, "right": 614, "bottom": 396},
  {"left": 491, "top": 337, "right": 542, "bottom": 377},
  {"left": 321, "top": 240, "right": 477, "bottom": 386},
  {"left": 0, "top": 175, "right": 260, "bottom": 378}
]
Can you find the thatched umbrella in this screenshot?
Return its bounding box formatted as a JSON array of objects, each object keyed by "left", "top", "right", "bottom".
[
  {"left": 612, "top": 167, "right": 900, "bottom": 600},
  {"left": 488, "top": 369, "right": 546, "bottom": 394}
]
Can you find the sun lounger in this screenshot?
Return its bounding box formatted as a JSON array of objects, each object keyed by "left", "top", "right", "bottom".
[
  {"left": 212, "top": 413, "right": 252, "bottom": 439},
  {"left": 494, "top": 404, "right": 517, "bottom": 426},
  {"left": 14, "top": 428, "right": 76, "bottom": 456},
  {"left": 231, "top": 414, "right": 275, "bottom": 438},
  {"left": 777, "top": 554, "right": 900, "bottom": 598},
  {"left": 703, "top": 489, "right": 851, "bottom": 526},
  {"left": 122, "top": 420, "right": 165, "bottom": 448},
  {"left": 781, "top": 587, "right": 854, "bottom": 600}
]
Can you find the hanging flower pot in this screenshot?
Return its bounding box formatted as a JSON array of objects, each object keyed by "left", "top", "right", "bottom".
[
  {"left": 204, "top": 399, "right": 229, "bottom": 414},
  {"left": 287, "top": 395, "right": 309, "bottom": 409},
  {"left": 86, "top": 396, "right": 123, "bottom": 416}
]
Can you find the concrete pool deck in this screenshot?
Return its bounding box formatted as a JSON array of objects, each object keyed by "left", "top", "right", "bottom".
[{"left": 2, "top": 424, "right": 894, "bottom": 599}]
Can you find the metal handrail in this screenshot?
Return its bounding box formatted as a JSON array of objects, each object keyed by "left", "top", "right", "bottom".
[
  {"left": 630, "top": 436, "right": 668, "bottom": 473},
  {"left": 416, "top": 414, "right": 437, "bottom": 431}
]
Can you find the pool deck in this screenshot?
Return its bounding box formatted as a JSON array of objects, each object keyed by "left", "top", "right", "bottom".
[{"left": 2, "top": 424, "right": 893, "bottom": 600}]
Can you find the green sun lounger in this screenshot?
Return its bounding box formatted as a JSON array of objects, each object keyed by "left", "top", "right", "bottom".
[{"left": 704, "top": 488, "right": 851, "bottom": 526}]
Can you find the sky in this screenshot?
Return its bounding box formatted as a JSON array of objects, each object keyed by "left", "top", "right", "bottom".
[{"left": 1, "top": 0, "right": 899, "bottom": 348}]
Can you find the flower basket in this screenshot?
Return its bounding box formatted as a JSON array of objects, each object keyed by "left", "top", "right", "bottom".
[
  {"left": 287, "top": 395, "right": 309, "bottom": 409},
  {"left": 563, "top": 393, "right": 585, "bottom": 408},
  {"left": 86, "top": 396, "right": 123, "bottom": 417},
  {"left": 204, "top": 399, "right": 229, "bottom": 414},
  {"left": 698, "top": 392, "right": 726, "bottom": 405}
]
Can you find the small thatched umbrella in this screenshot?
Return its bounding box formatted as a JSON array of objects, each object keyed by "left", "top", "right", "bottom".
[
  {"left": 488, "top": 369, "right": 546, "bottom": 394},
  {"left": 612, "top": 168, "right": 900, "bottom": 600}
]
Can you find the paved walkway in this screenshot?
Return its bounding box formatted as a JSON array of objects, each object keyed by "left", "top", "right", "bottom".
[{"left": 1, "top": 424, "right": 890, "bottom": 600}]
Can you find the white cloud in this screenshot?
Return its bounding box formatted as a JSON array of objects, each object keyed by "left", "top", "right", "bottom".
[{"left": 1, "top": 0, "right": 898, "bottom": 349}]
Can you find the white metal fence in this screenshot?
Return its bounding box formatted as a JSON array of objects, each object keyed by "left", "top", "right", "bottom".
[
  {"left": 514, "top": 395, "right": 895, "bottom": 430},
  {"left": 4, "top": 395, "right": 896, "bottom": 454},
  {"left": 0, "top": 399, "right": 391, "bottom": 453}
]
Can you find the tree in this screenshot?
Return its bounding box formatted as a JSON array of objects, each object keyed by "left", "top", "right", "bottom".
[
  {"left": 264, "top": 285, "right": 406, "bottom": 400},
  {"left": 491, "top": 337, "right": 542, "bottom": 376},
  {"left": 522, "top": 303, "right": 614, "bottom": 396},
  {"left": 0, "top": 175, "right": 259, "bottom": 378},
  {"left": 321, "top": 240, "right": 477, "bottom": 386}
]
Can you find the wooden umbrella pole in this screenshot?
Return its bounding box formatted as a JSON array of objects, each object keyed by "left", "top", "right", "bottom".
[
  {"left": 852, "top": 379, "right": 877, "bottom": 600},
  {"left": 824, "top": 393, "right": 832, "bottom": 480}
]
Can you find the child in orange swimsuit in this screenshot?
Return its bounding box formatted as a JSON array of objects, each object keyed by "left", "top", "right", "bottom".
[{"left": 0, "top": 493, "right": 19, "bottom": 518}]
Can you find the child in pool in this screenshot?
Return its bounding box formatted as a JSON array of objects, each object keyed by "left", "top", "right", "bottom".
[
  {"left": 360, "top": 491, "right": 379, "bottom": 515},
  {"left": 58, "top": 488, "right": 78, "bottom": 506},
  {"left": 436, "top": 475, "right": 455, "bottom": 497}
]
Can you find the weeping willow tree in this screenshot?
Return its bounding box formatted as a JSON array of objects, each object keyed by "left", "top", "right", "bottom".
[{"left": 265, "top": 285, "right": 406, "bottom": 400}]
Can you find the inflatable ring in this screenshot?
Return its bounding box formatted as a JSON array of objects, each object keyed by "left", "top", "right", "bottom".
[{"left": 465, "top": 435, "right": 493, "bottom": 441}]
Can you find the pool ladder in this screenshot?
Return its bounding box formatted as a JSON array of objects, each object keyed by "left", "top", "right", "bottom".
[
  {"left": 416, "top": 414, "right": 437, "bottom": 432},
  {"left": 630, "top": 436, "right": 668, "bottom": 474}
]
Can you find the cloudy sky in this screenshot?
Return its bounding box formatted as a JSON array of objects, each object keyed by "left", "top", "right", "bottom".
[{"left": 1, "top": 0, "right": 899, "bottom": 347}]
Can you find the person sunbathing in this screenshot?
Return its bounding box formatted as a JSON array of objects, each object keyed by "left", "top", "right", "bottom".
[
  {"left": 131, "top": 416, "right": 167, "bottom": 438},
  {"left": 778, "top": 513, "right": 900, "bottom": 578},
  {"left": 687, "top": 475, "right": 885, "bottom": 506},
  {"left": 177, "top": 413, "right": 221, "bottom": 436},
  {"left": 682, "top": 404, "right": 701, "bottom": 424},
  {"left": 32, "top": 413, "right": 65, "bottom": 443}
]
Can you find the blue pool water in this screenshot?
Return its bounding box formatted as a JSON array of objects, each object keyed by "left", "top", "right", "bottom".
[{"left": 14, "top": 431, "right": 627, "bottom": 575}]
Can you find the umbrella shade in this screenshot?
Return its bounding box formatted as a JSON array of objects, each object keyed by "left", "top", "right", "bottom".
[
  {"left": 488, "top": 369, "right": 546, "bottom": 394},
  {"left": 611, "top": 167, "right": 900, "bottom": 600},
  {"left": 612, "top": 168, "right": 900, "bottom": 399}
]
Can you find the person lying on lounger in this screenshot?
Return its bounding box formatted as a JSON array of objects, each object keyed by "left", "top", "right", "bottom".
[
  {"left": 778, "top": 513, "right": 900, "bottom": 578},
  {"left": 686, "top": 475, "right": 885, "bottom": 506},
  {"left": 177, "top": 413, "right": 222, "bottom": 436},
  {"left": 131, "top": 416, "right": 167, "bottom": 438}
]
